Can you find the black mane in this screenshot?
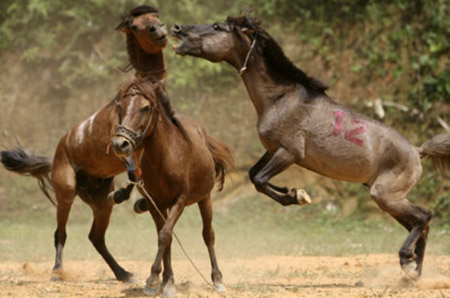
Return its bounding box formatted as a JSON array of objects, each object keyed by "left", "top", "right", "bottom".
[{"left": 227, "top": 16, "right": 328, "bottom": 94}]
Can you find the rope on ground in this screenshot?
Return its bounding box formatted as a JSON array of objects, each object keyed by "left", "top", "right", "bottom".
[{"left": 130, "top": 181, "right": 219, "bottom": 293}]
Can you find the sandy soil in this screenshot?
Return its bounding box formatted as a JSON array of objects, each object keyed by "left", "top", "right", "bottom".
[{"left": 0, "top": 254, "right": 449, "bottom": 297}]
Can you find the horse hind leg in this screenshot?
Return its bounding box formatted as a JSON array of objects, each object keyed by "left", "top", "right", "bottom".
[
  {"left": 88, "top": 202, "right": 134, "bottom": 282},
  {"left": 51, "top": 196, "right": 74, "bottom": 281},
  {"left": 198, "top": 197, "right": 225, "bottom": 292},
  {"left": 370, "top": 179, "right": 432, "bottom": 278},
  {"left": 50, "top": 155, "right": 76, "bottom": 281}
]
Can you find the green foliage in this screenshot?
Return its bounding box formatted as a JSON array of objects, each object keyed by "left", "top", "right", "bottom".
[{"left": 0, "top": 0, "right": 448, "bottom": 220}]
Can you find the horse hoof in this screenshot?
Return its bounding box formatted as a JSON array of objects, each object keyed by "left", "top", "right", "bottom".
[
  {"left": 401, "top": 262, "right": 419, "bottom": 280},
  {"left": 163, "top": 283, "right": 176, "bottom": 297},
  {"left": 143, "top": 284, "right": 160, "bottom": 296},
  {"left": 134, "top": 198, "right": 148, "bottom": 214},
  {"left": 50, "top": 274, "right": 62, "bottom": 282},
  {"left": 107, "top": 191, "right": 117, "bottom": 205},
  {"left": 121, "top": 272, "right": 138, "bottom": 284},
  {"left": 296, "top": 189, "right": 311, "bottom": 205},
  {"left": 214, "top": 283, "right": 226, "bottom": 292}
]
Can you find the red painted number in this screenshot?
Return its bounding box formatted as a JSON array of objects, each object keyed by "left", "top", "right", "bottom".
[{"left": 331, "top": 110, "right": 367, "bottom": 146}]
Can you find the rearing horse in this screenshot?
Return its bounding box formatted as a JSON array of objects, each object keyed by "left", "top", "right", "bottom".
[
  {"left": 0, "top": 8, "right": 169, "bottom": 282},
  {"left": 171, "top": 16, "right": 450, "bottom": 278}
]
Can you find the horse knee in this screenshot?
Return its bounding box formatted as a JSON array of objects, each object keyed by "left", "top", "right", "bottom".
[
  {"left": 158, "top": 229, "right": 173, "bottom": 247},
  {"left": 252, "top": 175, "right": 266, "bottom": 192}
]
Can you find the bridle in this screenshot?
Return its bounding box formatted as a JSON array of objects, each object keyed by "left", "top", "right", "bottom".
[{"left": 114, "top": 87, "right": 156, "bottom": 151}]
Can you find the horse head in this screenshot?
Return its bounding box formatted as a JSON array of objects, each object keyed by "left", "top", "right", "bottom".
[
  {"left": 171, "top": 15, "right": 259, "bottom": 69},
  {"left": 112, "top": 80, "right": 162, "bottom": 157},
  {"left": 116, "top": 5, "right": 168, "bottom": 54}
]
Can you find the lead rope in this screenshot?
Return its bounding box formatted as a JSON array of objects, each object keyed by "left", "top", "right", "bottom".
[
  {"left": 130, "top": 180, "right": 220, "bottom": 293},
  {"left": 239, "top": 36, "right": 257, "bottom": 75}
]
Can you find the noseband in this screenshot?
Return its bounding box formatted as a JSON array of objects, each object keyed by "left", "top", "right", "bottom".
[{"left": 114, "top": 88, "right": 156, "bottom": 151}]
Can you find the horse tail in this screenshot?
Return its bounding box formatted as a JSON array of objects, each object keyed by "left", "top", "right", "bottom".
[
  {"left": 205, "top": 135, "right": 235, "bottom": 191},
  {"left": 1, "top": 146, "right": 56, "bottom": 206},
  {"left": 419, "top": 133, "right": 450, "bottom": 175}
]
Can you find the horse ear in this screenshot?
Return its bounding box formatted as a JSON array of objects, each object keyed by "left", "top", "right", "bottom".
[
  {"left": 116, "top": 19, "right": 131, "bottom": 33},
  {"left": 241, "top": 27, "right": 254, "bottom": 35}
]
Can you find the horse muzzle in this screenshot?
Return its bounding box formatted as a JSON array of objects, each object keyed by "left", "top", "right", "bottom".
[{"left": 112, "top": 136, "right": 134, "bottom": 157}]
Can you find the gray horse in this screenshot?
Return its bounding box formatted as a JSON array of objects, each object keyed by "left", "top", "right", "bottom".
[{"left": 171, "top": 16, "right": 450, "bottom": 278}]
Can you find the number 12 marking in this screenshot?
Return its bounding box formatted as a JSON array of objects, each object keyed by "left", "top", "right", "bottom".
[{"left": 331, "top": 110, "right": 367, "bottom": 146}]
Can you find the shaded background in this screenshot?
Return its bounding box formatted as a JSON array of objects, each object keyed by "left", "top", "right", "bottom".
[{"left": 0, "top": 0, "right": 449, "bottom": 259}]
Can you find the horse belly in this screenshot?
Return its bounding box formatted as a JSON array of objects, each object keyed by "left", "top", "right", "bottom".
[{"left": 300, "top": 138, "right": 378, "bottom": 183}]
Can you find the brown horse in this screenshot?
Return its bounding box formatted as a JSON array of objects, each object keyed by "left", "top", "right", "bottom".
[
  {"left": 115, "top": 5, "right": 179, "bottom": 121},
  {"left": 0, "top": 7, "right": 170, "bottom": 283},
  {"left": 171, "top": 16, "right": 450, "bottom": 278},
  {"left": 111, "top": 78, "right": 234, "bottom": 296}
]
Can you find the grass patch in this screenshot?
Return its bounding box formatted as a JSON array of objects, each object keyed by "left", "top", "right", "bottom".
[{"left": 0, "top": 190, "right": 449, "bottom": 263}]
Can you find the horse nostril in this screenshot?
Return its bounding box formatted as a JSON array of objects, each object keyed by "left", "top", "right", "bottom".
[
  {"left": 173, "top": 23, "right": 181, "bottom": 32},
  {"left": 149, "top": 25, "right": 156, "bottom": 33},
  {"left": 120, "top": 140, "right": 130, "bottom": 150}
]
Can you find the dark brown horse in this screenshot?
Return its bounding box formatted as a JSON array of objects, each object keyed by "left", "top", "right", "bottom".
[
  {"left": 111, "top": 78, "right": 234, "bottom": 296},
  {"left": 0, "top": 7, "right": 170, "bottom": 283},
  {"left": 171, "top": 16, "right": 450, "bottom": 278}
]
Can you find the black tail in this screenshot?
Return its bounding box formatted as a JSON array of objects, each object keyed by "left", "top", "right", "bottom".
[
  {"left": 420, "top": 133, "right": 450, "bottom": 175},
  {"left": 1, "top": 146, "right": 55, "bottom": 206},
  {"left": 205, "top": 135, "right": 235, "bottom": 191}
]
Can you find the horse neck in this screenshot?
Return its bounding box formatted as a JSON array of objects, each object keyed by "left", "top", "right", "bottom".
[
  {"left": 127, "top": 34, "right": 166, "bottom": 81},
  {"left": 227, "top": 50, "right": 295, "bottom": 116},
  {"left": 142, "top": 106, "right": 178, "bottom": 155},
  {"left": 233, "top": 56, "right": 292, "bottom": 117}
]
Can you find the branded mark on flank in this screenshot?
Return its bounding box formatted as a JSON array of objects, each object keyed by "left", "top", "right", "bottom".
[{"left": 331, "top": 110, "right": 367, "bottom": 146}]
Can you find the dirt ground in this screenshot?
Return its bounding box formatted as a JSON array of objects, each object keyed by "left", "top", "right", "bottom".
[{"left": 0, "top": 254, "right": 449, "bottom": 297}]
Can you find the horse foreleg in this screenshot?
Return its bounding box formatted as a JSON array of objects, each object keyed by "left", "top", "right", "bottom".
[
  {"left": 108, "top": 156, "right": 137, "bottom": 205},
  {"left": 88, "top": 203, "right": 134, "bottom": 282},
  {"left": 147, "top": 207, "right": 175, "bottom": 296},
  {"left": 252, "top": 148, "right": 310, "bottom": 206},
  {"left": 145, "top": 197, "right": 185, "bottom": 296},
  {"left": 249, "top": 151, "right": 288, "bottom": 193},
  {"left": 198, "top": 197, "right": 225, "bottom": 292}
]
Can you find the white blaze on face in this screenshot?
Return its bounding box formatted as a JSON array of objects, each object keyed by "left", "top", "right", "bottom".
[{"left": 126, "top": 96, "right": 138, "bottom": 120}]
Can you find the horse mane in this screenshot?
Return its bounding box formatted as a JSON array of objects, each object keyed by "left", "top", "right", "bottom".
[{"left": 227, "top": 16, "right": 328, "bottom": 94}]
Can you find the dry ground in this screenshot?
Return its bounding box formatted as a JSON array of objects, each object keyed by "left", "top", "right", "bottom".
[{"left": 0, "top": 254, "right": 449, "bottom": 297}]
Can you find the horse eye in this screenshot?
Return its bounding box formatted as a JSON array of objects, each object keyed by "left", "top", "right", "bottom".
[
  {"left": 212, "top": 23, "right": 219, "bottom": 30},
  {"left": 140, "top": 105, "right": 150, "bottom": 112}
]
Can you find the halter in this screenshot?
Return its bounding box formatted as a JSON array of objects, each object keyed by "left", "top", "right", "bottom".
[
  {"left": 114, "top": 87, "right": 156, "bottom": 151},
  {"left": 239, "top": 35, "right": 257, "bottom": 75}
]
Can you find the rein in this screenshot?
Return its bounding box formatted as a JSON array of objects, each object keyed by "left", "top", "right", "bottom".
[{"left": 239, "top": 35, "right": 257, "bottom": 75}]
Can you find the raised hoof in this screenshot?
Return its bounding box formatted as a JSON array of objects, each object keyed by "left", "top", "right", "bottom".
[
  {"left": 295, "top": 189, "right": 311, "bottom": 205},
  {"left": 162, "top": 283, "right": 176, "bottom": 297},
  {"left": 107, "top": 191, "right": 117, "bottom": 206},
  {"left": 134, "top": 198, "right": 148, "bottom": 214},
  {"left": 143, "top": 284, "right": 160, "bottom": 296},
  {"left": 214, "top": 283, "right": 226, "bottom": 292}
]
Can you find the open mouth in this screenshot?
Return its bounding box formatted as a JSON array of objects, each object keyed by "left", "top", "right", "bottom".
[{"left": 155, "top": 35, "right": 167, "bottom": 41}]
